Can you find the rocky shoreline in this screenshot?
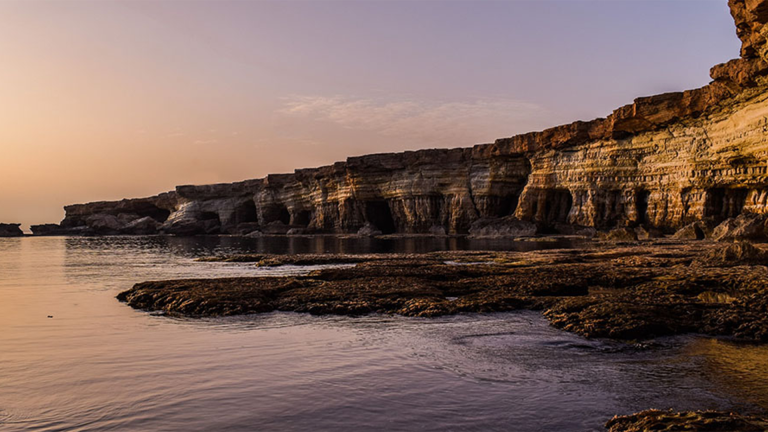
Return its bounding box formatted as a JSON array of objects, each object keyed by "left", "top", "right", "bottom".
[
  {"left": 119, "top": 240, "right": 768, "bottom": 341},
  {"left": 117, "top": 238, "right": 768, "bottom": 430}
]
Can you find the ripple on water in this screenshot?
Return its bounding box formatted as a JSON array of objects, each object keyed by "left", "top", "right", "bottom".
[{"left": 1, "top": 236, "right": 767, "bottom": 431}]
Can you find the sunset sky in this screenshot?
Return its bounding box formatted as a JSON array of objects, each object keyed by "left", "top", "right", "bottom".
[{"left": 0, "top": 0, "right": 740, "bottom": 228}]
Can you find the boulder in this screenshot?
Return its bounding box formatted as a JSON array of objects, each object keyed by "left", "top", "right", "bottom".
[
  {"left": 357, "top": 223, "right": 383, "bottom": 237},
  {"left": 120, "top": 216, "right": 159, "bottom": 235},
  {"left": 600, "top": 227, "right": 638, "bottom": 242},
  {"left": 468, "top": 216, "right": 537, "bottom": 238},
  {"left": 673, "top": 221, "right": 712, "bottom": 240},
  {"left": 85, "top": 214, "right": 124, "bottom": 234},
  {"left": 0, "top": 223, "right": 23, "bottom": 237},
  {"left": 712, "top": 214, "right": 768, "bottom": 241}
]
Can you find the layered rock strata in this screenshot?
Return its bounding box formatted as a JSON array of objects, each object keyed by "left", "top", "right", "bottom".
[{"left": 41, "top": 0, "right": 768, "bottom": 236}]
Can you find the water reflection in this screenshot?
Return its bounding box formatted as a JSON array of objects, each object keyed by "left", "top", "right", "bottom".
[
  {"left": 62, "top": 234, "right": 582, "bottom": 258},
  {"left": 686, "top": 338, "right": 768, "bottom": 411}
]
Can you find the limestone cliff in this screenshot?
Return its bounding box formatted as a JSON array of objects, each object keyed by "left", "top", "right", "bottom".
[{"left": 35, "top": 0, "right": 768, "bottom": 236}]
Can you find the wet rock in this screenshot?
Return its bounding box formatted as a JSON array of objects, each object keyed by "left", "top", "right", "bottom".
[
  {"left": 605, "top": 409, "right": 768, "bottom": 431},
  {"left": 0, "top": 223, "right": 23, "bottom": 237},
  {"left": 468, "top": 216, "right": 537, "bottom": 238}
]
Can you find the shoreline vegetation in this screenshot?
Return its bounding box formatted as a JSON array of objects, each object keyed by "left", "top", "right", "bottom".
[{"left": 117, "top": 237, "right": 768, "bottom": 430}]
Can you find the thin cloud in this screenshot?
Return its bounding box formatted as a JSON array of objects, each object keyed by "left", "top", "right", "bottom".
[{"left": 278, "top": 95, "right": 551, "bottom": 146}]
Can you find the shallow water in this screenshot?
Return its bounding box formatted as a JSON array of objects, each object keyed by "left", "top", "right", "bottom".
[{"left": 1, "top": 236, "right": 767, "bottom": 431}]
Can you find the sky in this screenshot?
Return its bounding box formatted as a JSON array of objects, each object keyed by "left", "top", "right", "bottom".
[{"left": 0, "top": 0, "right": 741, "bottom": 228}]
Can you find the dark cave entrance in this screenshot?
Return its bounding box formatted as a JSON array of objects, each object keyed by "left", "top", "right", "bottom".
[
  {"left": 293, "top": 209, "right": 312, "bottom": 227},
  {"left": 364, "top": 201, "right": 397, "bottom": 234},
  {"left": 233, "top": 200, "right": 258, "bottom": 225},
  {"left": 493, "top": 193, "right": 521, "bottom": 217},
  {"left": 636, "top": 189, "right": 650, "bottom": 224},
  {"left": 543, "top": 189, "right": 572, "bottom": 225},
  {"left": 277, "top": 206, "right": 291, "bottom": 225},
  {"left": 199, "top": 211, "right": 222, "bottom": 234},
  {"left": 705, "top": 188, "right": 747, "bottom": 219}
]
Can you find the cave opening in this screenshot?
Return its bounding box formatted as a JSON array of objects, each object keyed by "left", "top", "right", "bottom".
[
  {"left": 233, "top": 200, "right": 258, "bottom": 225},
  {"left": 364, "top": 201, "right": 397, "bottom": 234},
  {"left": 636, "top": 189, "right": 650, "bottom": 225},
  {"left": 492, "top": 193, "right": 520, "bottom": 217},
  {"left": 134, "top": 203, "right": 171, "bottom": 223},
  {"left": 544, "top": 189, "right": 572, "bottom": 225},
  {"left": 199, "top": 211, "right": 222, "bottom": 234},
  {"left": 705, "top": 188, "right": 747, "bottom": 219},
  {"left": 293, "top": 209, "right": 312, "bottom": 227},
  {"left": 277, "top": 206, "right": 291, "bottom": 225}
]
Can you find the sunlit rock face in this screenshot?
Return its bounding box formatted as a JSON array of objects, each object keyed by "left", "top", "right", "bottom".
[{"left": 48, "top": 0, "right": 768, "bottom": 236}]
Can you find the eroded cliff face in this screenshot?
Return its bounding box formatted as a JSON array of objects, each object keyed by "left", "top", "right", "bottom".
[{"left": 37, "top": 0, "right": 768, "bottom": 237}]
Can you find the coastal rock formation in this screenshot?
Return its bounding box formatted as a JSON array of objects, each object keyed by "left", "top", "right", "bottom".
[
  {"left": 43, "top": 0, "right": 768, "bottom": 236},
  {"left": 0, "top": 223, "right": 23, "bottom": 237},
  {"left": 119, "top": 241, "right": 768, "bottom": 342}
]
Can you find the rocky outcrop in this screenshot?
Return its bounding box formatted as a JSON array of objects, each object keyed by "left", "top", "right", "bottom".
[
  {"left": 605, "top": 409, "right": 768, "bottom": 431},
  {"left": 0, "top": 223, "right": 23, "bottom": 237},
  {"left": 37, "top": 193, "right": 179, "bottom": 235},
  {"left": 42, "top": 0, "right": 768, "bottom": 237},
  {"left": 120, "top": 241, "right": 768, "bottom": 342}
]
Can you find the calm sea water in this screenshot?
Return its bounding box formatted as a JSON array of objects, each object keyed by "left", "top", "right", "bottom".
[{"left": 1, "top": 236, "right": 768, "bottom": 432}]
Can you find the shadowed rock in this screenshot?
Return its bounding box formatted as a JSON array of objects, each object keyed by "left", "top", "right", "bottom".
[{"left": 0, "top": 223, "right": 23, "bottom": 237}]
